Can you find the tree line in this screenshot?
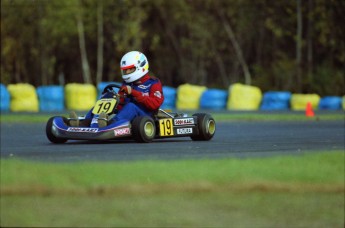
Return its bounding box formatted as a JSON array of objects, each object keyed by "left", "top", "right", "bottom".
[{"left": 1, "top": 0, "right": 344, "bottom": 96}]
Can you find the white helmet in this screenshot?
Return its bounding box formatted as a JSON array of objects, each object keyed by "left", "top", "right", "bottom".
[{"left": 120, "top": 51, "right": 149, "bottom": 83}]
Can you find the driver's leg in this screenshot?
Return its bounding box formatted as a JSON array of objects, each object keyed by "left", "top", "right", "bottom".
[
  {"left": 98, "top": 112, "right": 108, "bottom": 128},
  {"left": 69, "top": 111, "right": 79, "bottom": 127},
  {"left": 113, "top": 102, "right": 151, "bottom": 122}
]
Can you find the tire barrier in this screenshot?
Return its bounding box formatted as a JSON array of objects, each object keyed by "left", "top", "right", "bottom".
[
  {"left": 227, "top": 83, "right": 262, "bottom": 110},
  {"left": 290, "top": 94, "right": 320, "bottom": 111},
  {"left": 260, "top": 91, "right": 292, "bottom": 110},
  {"left": 176, "top": 83, "right": 207, "bottom": 110},
  {"left": 37, "top": 86, "right": 64, "bottom": 112},
  {"left": 200, "top": 89, "right": 228, "bottom": 110},
  {"left": 318, "top": 96, "right": 342, "bottom": 110},
  {"left": 7, "top": 83, "right": 39, "bottom": 112},
  {"left": 161, "top": 86, "right": 177, "bottom": 109},
  {"left": 65, "top": 83, "right": 97, "bottom": 111},
  {"left": 1, "top": 83, "right": 343, "bottom": 112},
  {"left": 0, "top": 83, "right": 10, "bottom": 112}
]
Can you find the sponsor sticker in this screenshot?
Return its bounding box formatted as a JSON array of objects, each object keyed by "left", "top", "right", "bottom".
[
  {"left": 154, "top": 91, "right": 162, "bottom": 98},
  {"left": 114, "top": 128, "right": 131, "bottom": 136},
  {"left": 177, "top": 128, "right": 193, "bottom": 134},
  {"left": 174, "top": 118, "right": 194, "bottom": 125},
  {"left": 138, "top": 84, "right": 150, "bottom": 89},
  {"left": 67, "top": 127, "right": 98, "bottom": 133}
]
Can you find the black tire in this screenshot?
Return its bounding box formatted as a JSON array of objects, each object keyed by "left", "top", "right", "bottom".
[
  {"left": 190, "top": 113, "right": 216, "bottom": 141},
  {"left": 131, "top": 116, "right": 156, "bottom": 143},
  {"left": 46, "top": 116, "right": 68, "bottom": 144}
]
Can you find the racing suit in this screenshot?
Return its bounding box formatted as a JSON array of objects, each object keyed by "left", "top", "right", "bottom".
[{"left": 86, "top": 74, "right": 164, "bottom": 127}]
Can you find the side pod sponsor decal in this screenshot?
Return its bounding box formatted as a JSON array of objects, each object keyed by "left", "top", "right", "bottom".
[
  {"left": 114, "top": 128, "right": 131, "bottom": 136},
  {"left": 67, "top": 127, "right": 98, "bottom": 133},
  {"left": 177, "top": 128, "right": 193, "bottom": 134},
  {"left": 174, "top": 118, "right": 194, "bottom": 126}
]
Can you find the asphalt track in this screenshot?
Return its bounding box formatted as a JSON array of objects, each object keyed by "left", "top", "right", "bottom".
[{"left": 1, "top": 119, "right": 344, "bottom": 162}]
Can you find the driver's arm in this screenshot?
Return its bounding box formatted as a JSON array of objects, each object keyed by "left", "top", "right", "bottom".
[{"left": 131, "top": 82, "right": 164, "bottom": 111}]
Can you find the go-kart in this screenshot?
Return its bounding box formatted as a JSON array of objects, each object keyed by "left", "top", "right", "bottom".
[{"left": 46, "top": 84, "right": 216, "bottom": 143}]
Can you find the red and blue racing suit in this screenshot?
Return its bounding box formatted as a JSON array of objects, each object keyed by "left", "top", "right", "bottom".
[{"left": 85, "top": 74, "right": 164, "bottom": 127}]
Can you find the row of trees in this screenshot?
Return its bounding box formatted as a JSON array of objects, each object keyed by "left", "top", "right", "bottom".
[{"left": 1, "top": 0, "right": 344, "bottom": 96}]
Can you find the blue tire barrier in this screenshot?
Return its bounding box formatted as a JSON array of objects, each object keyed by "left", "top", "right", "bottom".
[
  {"left": 260, "top": 91, "right": 291, "bottom": 110},
  {"left": 318, "top": 96, "right": 342, "bottom": 110},
  {"left": 97, "top": 82, "right": 121, "bottom": 98},
  {"left": 200, "top": 89, "right": 228, "bottom": 110},
  {"left": 0, "top": 84, "right": 10, "bottom": 112},
  {"left": 161, "top": 86, "right": 177, "bottom": 109},
  {"left": 37, "top": 85, "right": 64, "bottom": 112}
]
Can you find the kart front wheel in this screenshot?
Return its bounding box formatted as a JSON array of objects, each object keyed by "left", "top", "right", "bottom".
[
  {"left": 131, "top": 116, "right": 156, "bottom": 143},
  {"left": 190, "top": 113, "right": 216, "bottom": 141},
  {"left": 46, "top": 116, "right": 68, "bottom": 144}
]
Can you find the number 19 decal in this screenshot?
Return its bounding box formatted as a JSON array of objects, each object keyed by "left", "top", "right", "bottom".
[
  {"left": 159, "top": 119, "right": 174, "bottom": 136},
  {"left": 92, "top": 99, "right": 116, "bottom": 114}
]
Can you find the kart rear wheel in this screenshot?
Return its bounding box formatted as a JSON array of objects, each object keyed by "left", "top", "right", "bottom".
[
  {"left": 131, "top": 116, "right": 156, "bottom": 143},
  {"left": 190, "top": 113, "right": 216, "bottom": 141},
  {"left": 46, "top": 116, "right": 68, "bottom": 144}
]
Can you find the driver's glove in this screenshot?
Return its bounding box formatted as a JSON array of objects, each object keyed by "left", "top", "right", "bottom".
[{"left": 120, "top": 85, "right": 132, "bottom": 95}]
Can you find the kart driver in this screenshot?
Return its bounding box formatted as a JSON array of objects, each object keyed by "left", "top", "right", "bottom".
[{"left": 69, "top": 51, "right": 164, "bottom": 128}]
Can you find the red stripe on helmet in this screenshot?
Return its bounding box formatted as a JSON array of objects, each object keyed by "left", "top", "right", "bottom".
[{"left": 121, "top": 64, "right": 135, "bottom": 70}]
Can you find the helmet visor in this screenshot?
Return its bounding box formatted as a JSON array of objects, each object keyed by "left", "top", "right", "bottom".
[{"left": 121, "top": 65, "right": 136, "bottom": 75}]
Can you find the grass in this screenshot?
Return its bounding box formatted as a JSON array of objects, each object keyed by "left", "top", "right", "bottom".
[
  {"left": 0, "top": 113, "right": 56, "bottom": 123},
  {"left": 1, "top": 152, "right": 344, "bottom": 227},
  {"left": 2, "top": 193, "right": 343, "bottom": 227},
  {"left": 1, "top": 152, "right": 344, "bottom": 190},
  {"left": 0, "top": 110, "right": 344, "bottom": 123},
  {"left": 212, "top": 111, "right": 344, "bottom": 121}
]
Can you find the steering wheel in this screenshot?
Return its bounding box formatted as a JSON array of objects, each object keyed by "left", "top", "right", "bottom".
[{"left": 102, "top": 84, "right": 122, "bottom": 94}]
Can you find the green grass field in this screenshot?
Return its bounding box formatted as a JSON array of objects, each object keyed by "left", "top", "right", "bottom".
[
  {"left": 1, "top": 152, "right": 344, "bottom": 227},
  {"left": 1, "top": 112, "right": 344, "bottom": 227},
  {"left": 0, "top": 110, "right": 344, "bottom": 123}
]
